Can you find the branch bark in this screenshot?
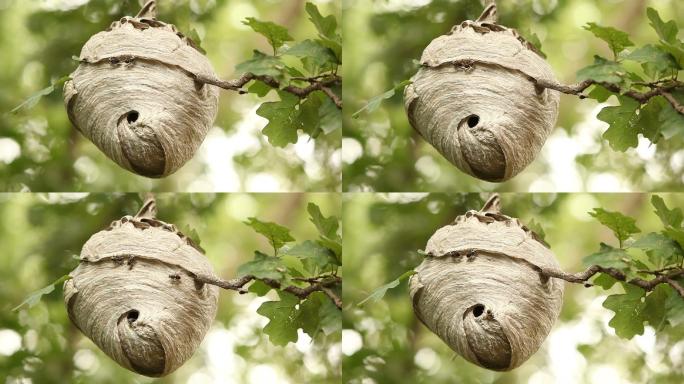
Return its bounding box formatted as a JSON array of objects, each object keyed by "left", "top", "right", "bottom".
[
  {"left": 534, "top": 77, "right": 684, "bottom": 115},
  {"left": 429, "top": 249, "right": 684, "bottom": 298},
  {"left": 537, "top": 264, "right": 684, "bottom": 297},
  {"left": 194, "top": 72, "right": 343, "bottom": 109},
  {"left": 191, "top": 272, "right": 343, "bottom": 309},
  {"left": 79, "top": 55, "right": 342, "bottom": 109},
  {"left": 430, "top": 59, "right": 684, "bottom": 116}
]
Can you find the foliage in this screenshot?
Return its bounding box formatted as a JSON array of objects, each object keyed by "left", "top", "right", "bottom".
[
  {"left": 343, "top": 0, "right": 684, "bottom": 192},
  {"left": 0, "top": 0, "right": 341, "bottom": 192},
  {"left": 0, "top": 193, "right": 341, "bottom": 384},
  {"left": 343, "top": 193, "right": 684, "bottom": 384},
  {"left": 239, "top": 202, "right": 342, "bottom": 346},
  {"left": 585, "top": 196, "right": 684, "bottom": 340},
  {"left": 358, "top": 270, "right": 415, "bottom": 306},
  {"left": 11, "top": 275, "right": 71, "bottom": 312},
  {"left": 583, "top": 8, "right": 684, "bottom": 152},
  {"left": 242, "top": 2, "right": 342, "bottom": 148}
]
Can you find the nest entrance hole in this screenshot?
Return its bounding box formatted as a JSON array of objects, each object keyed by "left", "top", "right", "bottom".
[
  {"left": 127, "top": 309, "right": 140, "bottom": 323},
  {"left": 467, "top": 114, "right": 479, "bottom": 128},
  {"left": 127, "top": 110, "right": 139, "bottom": 124},
  {"left": 473, "top": 304, "right": 485, "bottom": 317}
]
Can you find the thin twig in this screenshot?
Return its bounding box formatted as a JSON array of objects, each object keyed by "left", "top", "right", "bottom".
[
  {"left": 321, "top": 286, "right": 343, "bottom": 309},
  {"left": 192, "top": 272, "right": 343, "bottom": 309},
  {"left": 426, "top": 59, "right": 684, "bottom": 116},
  {"left": 429, "top": 249, "right": 684, "bottom": 297},
  {"left": 194, "top": 72, "right": 342, "bottom": 109},
  {"left": 78, "top": 55, "right": 342, "bottom": 109},
  {"left": 665, "top": 277, "right": 684, "bottom": 297},
  {"left": 535, "top": 77, "right": 684, "bottom": 112},
  {"left": 537, "top": 265, "right": 684, "bottom": 297}
]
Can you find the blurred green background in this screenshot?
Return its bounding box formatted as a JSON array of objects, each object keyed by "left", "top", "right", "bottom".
[
  {"left": 0, "top": 192, "right": 341, "bottom": 383},
  {"left": 343, "top": 0, "right": 684, "bottom": 192},
  {"left": 343, "top": 193, "right": 684, "bottom": 384},
  {"left": 0, "top": 0, "right": 341, "bottom": 192}
]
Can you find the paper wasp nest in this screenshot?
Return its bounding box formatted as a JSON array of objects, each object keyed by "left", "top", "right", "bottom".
[
  {"left": 63, "top": 198, "right": 219, "bottom": 377},
  {"left": 404, "top": 5, "right": 560, "bottom": 182},
  {"left": 409, "top": 195, "right": 564, "bottom": 370},
  {"left": 63, "top": 1, "right": 219, "bottom": 177}
]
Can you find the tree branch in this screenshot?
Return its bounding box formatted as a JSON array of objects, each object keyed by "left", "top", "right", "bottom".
[
  {"left": 534, "top": 78, "right": 684, "bottom": 115},
  {"left": 428, "top": 59, "right": 684, "bottom": 116},
  {"left": 190, "top": 272, "right": 343, "bottom": 309},
  {"left": 78, "top": 55, "right": 342, "bottom": 109},
  {"left": 428, "top": 249, "right": 684, "bottom": 298},
  {"left": 537, "top": 264, "right": 684, "bottom": 297},
  {"left": 194, "top": 72, "right": 343, "bottom": 109}
]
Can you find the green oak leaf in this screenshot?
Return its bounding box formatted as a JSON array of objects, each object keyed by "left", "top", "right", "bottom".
[
  {"left": 247, "top": 80, "right": 273, "bottom": 97},
  {"left": 602, "top": 283, "right": 646, "bottom": 339},
  {"left": 10, "top": 76, "right": 71, "bottom": 114},
  {"left": 319, "top": 96, "right": 342, "bottom": 134},
  {"left": 352, "top": 80, "right": 412, "bottom": 118},
  {"left": 248, "top": 280, "right": 272, "bottom": 296},
  {"left": 664, "top": 227, "right": 684, "bottom": 250},
  {"left": 305, "top": 2, "right": 337, "bottom": 40},
  {"left": 576, "top": 56, "right": 624, "bottom": 84},
  {"left": 186, "top": 28, "right": 206, "bottom": 54},
  {"left": 318, "top": 291, "right": 342, "bottom": 335},
  {"left": 295, "top": 291, "right": 340, "bottom": 338},
  {"left": 235, "top": 50, "right": 285, "bottom": 80},
  {"left": 651, "top": 195, "right": 683, "bottom": 228},
  {"left": 358, "top": 270, "right": 416, "bottom": 306},
  {"left": 642, "top": 285, "right": 669, "bottom": 330},
  {"left": 659, "top": 97, "right": 684, "bottom": 139},
  {"left": 526, "top": 219, "right": 547, "bottom": 244},
  {"left": 589, "top": 208, "right": 641, "bottom": 246},
  {"left": 307, "top": 202, "right": 342, "bottom": 261},
  {"left": 597, "top": 96, "right": 640, "bottom": 151},
  {"left": 299, "top": 91, "right": 324, "bottom": 138},
  {"left": 665, "top": 286, "right": 684, "bottom": 327},
  {"left": 257, "top": 291, "right": 301, "bottom": 346},
  {"left": 593, "top": 273, "right": 618, "bottom": 290},
  {"left": 296, "top": 292, "right": 324, "bottom": 337},
  {"left": 631, "top": 232, "right": 682, "bottom": 268},
  {"left": 635, "top": 96, "right": 665, "bottom": 143},
  {"left": 242, "top": 17, "right": 293, "bottom": 51},
  {"left": 583, "top": 243, "right": 630, "bottom": 269},
  {"left": 257, "top": 91, "right": 303, "bottom": 147},
  {"left": 244, "top": 217, "right": 295, "bottom": 253},
  {"left": 237, "top": 251, "right": 287, "bottom": 281},
  {"left": 280, "top": 240, "right": 338, "bottom": 271},
  {"left": 284, "top": 39, "right": 339, "bottom": 66},
  {"left": 646, "top": 8, "right": 684, "bottom": 67},
  {"left": 181, "top": 225, "right": 204, "bottom": 253},
  {"left": 622, "top": 45, "right": 679, "bottom": 78},
  {"left": 308, "top": 202, "right": 339, "bottom": 240},
  {"left": 587, "top": 85, "right": 614, "bottom": 102},
  {"left": 583, "top": 22, "right": 633, "bottom": 58},
  {"left": 647, "top": 8, "right": 678, "bottom": 44},
  {"left": 13, "top": 275, "right": 71, "bottom": 311}
]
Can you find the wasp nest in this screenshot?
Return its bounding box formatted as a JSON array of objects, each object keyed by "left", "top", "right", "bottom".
[
  {"left": 64, "top": 1, "right": 219, "bottom": 178},
  {"left": 404, "top": 5, "right": 560, "bottom": 182},
  {"left": 63, "top": 198, "right": 219, "bottom": 377},
  {"left": 409, "top": 195, "right": 564, "bottom": 370}
]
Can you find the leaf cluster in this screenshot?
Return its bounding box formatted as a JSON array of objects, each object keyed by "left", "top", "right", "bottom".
[
  {"left": 580, "top": 9, "right": 684, "bottom": 150},
  {"left": 240, "top": 202, "right": 342, "bottom": 346},
  {"left": 585, "top": 196, "right": 684, "bottom": 339},
  {"left": 239, "top": 2, "right": 342, "bottom": 147}
]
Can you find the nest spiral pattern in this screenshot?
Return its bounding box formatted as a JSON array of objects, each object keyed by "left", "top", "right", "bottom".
[
  {"left": 404, "top": 20, "right": 560, "bottom": 182},
  {"left": 63, "top": 213, "right": 219, "bottom": 377},
  {"left": 64, "top": 15, "right": 219, "bottom": 177},
  {"left": 409, "top": 197, "right": 564, "bottom": 370}
]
